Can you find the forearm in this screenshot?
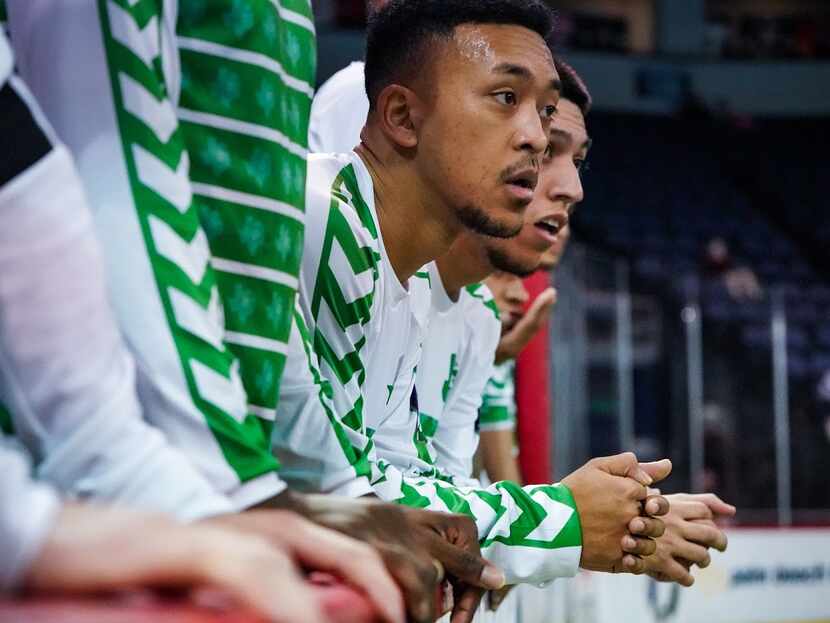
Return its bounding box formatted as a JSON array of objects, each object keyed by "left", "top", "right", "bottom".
[
  {"left": 273, "top": 311, "right": 375, "bottom": 498},
  {"left": 479, "top": 430, "right": 522, "bottom": 485},
  {"left": 372, "top": 465, "right": 582, "bottom": 585}
]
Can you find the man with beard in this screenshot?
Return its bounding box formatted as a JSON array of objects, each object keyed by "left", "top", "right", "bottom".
[{"left": 279, "top": 7, "right": 671, "bottom": 610}]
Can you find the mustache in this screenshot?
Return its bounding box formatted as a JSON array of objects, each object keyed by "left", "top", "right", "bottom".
[{"left": 498, "top": 156, "right": 540, "bottom": 183}]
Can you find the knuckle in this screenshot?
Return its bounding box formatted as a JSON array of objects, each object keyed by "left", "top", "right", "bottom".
[
  {"left": 649, "top": 519, "right": 666, "bottom": 538},
  {"left": 640, "top": 539, "right": 657, "bottom": 557}
]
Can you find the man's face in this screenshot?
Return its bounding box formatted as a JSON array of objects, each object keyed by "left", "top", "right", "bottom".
[
  {"left": 484, "top": 98, "right": 589, "bottom": 276},
  {"left": 484, "top": 271, "right": 529, "bottom": 331},
  {"left": 415, "top": 24, "right": 560, "bottom": 239}
]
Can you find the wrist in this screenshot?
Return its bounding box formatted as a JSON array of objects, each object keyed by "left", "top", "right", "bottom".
[{"left": 555, "top": 483, "right": 583, "bottom": 549}]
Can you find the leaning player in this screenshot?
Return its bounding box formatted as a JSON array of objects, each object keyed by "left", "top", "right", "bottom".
[{"left": 276, "top": 4, "right": 672, "bottom": 612}]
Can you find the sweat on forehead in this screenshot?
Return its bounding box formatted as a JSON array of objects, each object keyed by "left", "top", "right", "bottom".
[{"left": 364, "top": 0, "right": 554, "bottom": 108}]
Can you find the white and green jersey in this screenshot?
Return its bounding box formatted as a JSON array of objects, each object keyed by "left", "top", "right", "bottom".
[
  {"left": 415, "top": 275, "right": 502, "bottom": 485},
  {"left": 275, "top": 151, "right": 434, "bottom": 496},
  {"left": 480, "top": 361, "right": 517, "bottom": 432},
  {"left": 276, "top": 152, "right": 583, "bottom": 584},
  {"left": 7, "top": 0, "right": 314, "bottom": 508}
]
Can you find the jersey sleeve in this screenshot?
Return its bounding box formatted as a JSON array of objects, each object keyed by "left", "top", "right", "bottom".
[
  {"left": 479, "top": 361, "right": 518, "bottom": 432},
  {"left": 373, "top": 466, "right": 583, "bottom": 584},
  {"left": 275, "top": 155, "right": 381, "bottom": 495},
  {"left": 0, "top": 46, "right": 232, "bottom": 520},
  {"left": 7, "top": 0, "right": 287, "bottom": 507},
  {"left": 431, "top": 286, "right": 502, "bottom": 481},
  {"left": 0, "top": 440, "right": 61, "bottom": 592},
  {"left": 272, "top": 303, "right": 374, "bottom": 497}
]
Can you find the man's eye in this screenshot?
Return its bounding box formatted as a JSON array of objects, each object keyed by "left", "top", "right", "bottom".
[
  {"left": 575, "top": 159, "right": 590, "bottom": 175},
  {"left": 493, "top": 92, "right": 517, "bottom": 105},
  {"left": 541, "top": 104, "right": 557, "bottom": 119}
]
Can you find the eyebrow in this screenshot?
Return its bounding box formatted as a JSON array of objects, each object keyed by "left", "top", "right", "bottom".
[
  {"left": 551, "top": 128, "right": 593, "bottom": 152},
  {"left": 492, "top": 62, "right": 562, "bottom": 92}
]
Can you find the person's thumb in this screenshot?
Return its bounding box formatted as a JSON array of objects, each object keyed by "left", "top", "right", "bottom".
[
  {"left": 507, "top": 288, "right": 557, "bottom": 344},
  {"left": 428, "top": 536, "right": 505, "bottom": 590},
  {"left": 596, "top": 452, "right": 653, "bottom": 486},
  {"left": 639, "top": 459, "right": 673, "bottom": 485},
  {"left": 528, "top": 287, "right": 557, "bottom": 322}
]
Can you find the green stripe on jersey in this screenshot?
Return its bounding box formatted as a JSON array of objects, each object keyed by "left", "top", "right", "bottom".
[
  {"left": 480, "top": 482, "right": 582, "bottom": 550},
  {"left": 96, "top": 0, "right": 279, "bottom": 480},
  {"left": 177, "top": 0, "right": 315, "bottom": 439},
  {"left": 465, "top": 282, "right": 500, "bottom": 320}
]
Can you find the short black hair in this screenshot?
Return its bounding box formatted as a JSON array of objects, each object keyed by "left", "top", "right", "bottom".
[
  {"left": 553, "top": 56, "right": 592, "bottom": 116},
  {"left": 365, "top": 0, "right": 555, "bottom": 109}
]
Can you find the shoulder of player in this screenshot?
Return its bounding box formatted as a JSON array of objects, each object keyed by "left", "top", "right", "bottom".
[
  {"left": 457, "top": 284, "right": 501, "bottom": 364},
  {"left": 306, "top": 153, "right": 379, "bottom": 247},
  {"left": 462, "top": 283, "right": 501, "bottom": 325},
  {"left": 315, "top": 62, "right": 365, "bottom": 102},
  {"left": 305, "top": 154, "right": 382, "bottom": 323}
]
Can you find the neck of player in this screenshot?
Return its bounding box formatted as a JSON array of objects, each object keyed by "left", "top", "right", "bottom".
[
  {"left": 435, "top": 234, "right": 494, "bottom": 301},
  {"left": 355, "top": 143, "right": 461, "bottom": 286}
]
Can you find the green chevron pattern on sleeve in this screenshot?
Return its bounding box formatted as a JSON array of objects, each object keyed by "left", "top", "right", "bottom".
[
  {"left": 292, "top": 306, "right": 372, "bottom": 479},
  {"left": 95, "top": 0, "right": 282, "bottom": 481},
  {"left": 306, "top": 163, "right": 380, "bottom": 475},
  {"left": 479, "top": 360, "right": 516, "bottom": 432}
]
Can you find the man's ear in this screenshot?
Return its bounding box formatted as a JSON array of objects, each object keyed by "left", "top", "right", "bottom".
[{"left": 374, "top": 84, "right": 423, "bottom": 149}]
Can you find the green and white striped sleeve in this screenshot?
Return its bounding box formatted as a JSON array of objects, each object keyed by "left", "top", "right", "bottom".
[
  {"left": 7, "top": 0, "right": 314, "bottom": 508},
  {"left": 479, "top": 361, "right": 517, "bottom": 432},
  {"left": 274, "top": 153, "right": 379, "bottom": 497}
]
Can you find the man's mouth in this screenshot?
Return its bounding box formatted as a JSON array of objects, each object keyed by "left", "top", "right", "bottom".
[
  {"left": 534, "top": 215, "right": 566, "bottom": 242},
  {"left": 504, "top": 168, "right": 539, "bottom": 202}
]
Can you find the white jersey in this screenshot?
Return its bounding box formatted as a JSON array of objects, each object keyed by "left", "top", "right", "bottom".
[
  {"left": 276, "top": 152, "right": 583, "bottom": 584},
  {"left": 415, "top": 273, "right": 502, "bottom": 484},
  {"left": 309, "top": 62, "right": 368, "bottom": 154},
  {"left": 275, "top": 152, "right": 433, "bottom": 496},
  {"left": 7, "top": 0, "right": 315, "bottom": 508}
]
